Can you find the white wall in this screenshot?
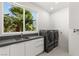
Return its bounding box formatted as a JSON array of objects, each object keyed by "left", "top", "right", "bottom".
[
  {"left": 0, "top": 2, "right": 50, "bottom": 35},
  {"left": 50, "top": 8, "right": 69, "bottom": 52}
]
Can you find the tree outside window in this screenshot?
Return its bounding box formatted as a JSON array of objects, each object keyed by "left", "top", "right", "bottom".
[{"left": 4, "top": 2, "right": 37, "bottom": 32}]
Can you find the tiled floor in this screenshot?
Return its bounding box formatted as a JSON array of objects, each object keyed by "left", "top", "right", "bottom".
[{"left": 39, "top": 46, "right": 69, "bottom": 56}]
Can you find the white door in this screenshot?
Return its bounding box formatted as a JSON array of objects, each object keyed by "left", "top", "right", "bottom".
[
  {"left": 10, "top": 42, "right": 25, "bottom": 56},
  {"left": 69, "top": 29, "right": 79, "bottom": 55},
  {"left": 69, "top": 2, "right": 79, "bottom": 55}
]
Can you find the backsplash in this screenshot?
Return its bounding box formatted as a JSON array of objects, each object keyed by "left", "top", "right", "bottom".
[{"left": 0, "top": 33, "right": 38, "bottom": 40}]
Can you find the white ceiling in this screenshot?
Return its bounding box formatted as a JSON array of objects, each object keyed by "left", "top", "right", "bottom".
[{"left": 32, "top": 2, "right": 69, "bottom": 13}]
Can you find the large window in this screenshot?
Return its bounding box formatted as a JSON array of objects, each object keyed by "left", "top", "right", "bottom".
[
  {"left": 25, "top": 9, "right": 37, "bottom": 31},
  {"left": 3, "top": 2, "right": 37, "bottom": 33}
]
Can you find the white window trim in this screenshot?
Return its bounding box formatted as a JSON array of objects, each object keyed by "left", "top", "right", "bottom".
[{"left": 2, "top": 2, "right": 39, "bottom": 35}]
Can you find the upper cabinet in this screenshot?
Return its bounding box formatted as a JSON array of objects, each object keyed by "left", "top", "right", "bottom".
[{"left": 69, "top": 2, "right": 79, "bottom": 29}]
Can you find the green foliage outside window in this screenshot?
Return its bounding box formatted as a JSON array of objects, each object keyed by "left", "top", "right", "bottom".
[{"left": 4, "top": 3, "right": 36, "bottom": 32}]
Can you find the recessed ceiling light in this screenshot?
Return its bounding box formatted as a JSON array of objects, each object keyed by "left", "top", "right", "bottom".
[
  {"left": 50, "top": 7, "right": 54, "bottom": 10},
  {"left": 55, "top": 2, "right": 59, "bottom": 4}
]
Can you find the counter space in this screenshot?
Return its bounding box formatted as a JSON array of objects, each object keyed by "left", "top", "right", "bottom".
[{"left": 0, "top": 35, "right": 43, "bottom": 47}]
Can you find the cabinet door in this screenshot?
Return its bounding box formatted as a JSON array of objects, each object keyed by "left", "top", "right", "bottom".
[
  {"left": 25, "top": 40, "right": 36, "bottom": 56},
  {"left": 33, "top": 38, "right": 44, "bottom": 55},
  {"left": 10, "top": 42, "right": 25, "bottom": 56},
  {"left": 25, "top": 38, "right": 44, "bottom": 56},
  {"left": 0, "top": 46, "right": 10, "bottom": 56}
]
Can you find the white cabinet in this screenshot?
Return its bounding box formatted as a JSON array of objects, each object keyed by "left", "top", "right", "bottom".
[
  {"left": 0, "top": 46, "right": 10, "bottom": 56},
  {"left": 0, "top": 37, "right": 44, "bottom": 56},
  {"left": 25, "top": 38, "right": 44, "bottom": 56},
  {"left": 25, "top": 40, "right": 36, "bottom": 56},
  {"left": 10, "top": 42, "right": 25, "bottom": 56},
  {"left": 33, "top": 38, "right": 44, "bottom": 55}
]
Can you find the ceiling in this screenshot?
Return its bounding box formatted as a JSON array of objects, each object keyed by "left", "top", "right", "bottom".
[{"left": 32, "top": 2, "right": 69, "bottom": 13}]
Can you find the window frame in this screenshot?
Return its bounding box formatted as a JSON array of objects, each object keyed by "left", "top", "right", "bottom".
[{"left": 2, "top": 2, "right": 39, "bottom": 35}]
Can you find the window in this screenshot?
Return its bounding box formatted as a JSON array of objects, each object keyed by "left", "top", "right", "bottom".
[
  {"left": 3, "top": 2, "right": 38, "bottom": 33},
  {"left": 25, "top": 9, "right": 37, "bottom": 31}
]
